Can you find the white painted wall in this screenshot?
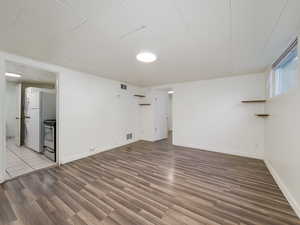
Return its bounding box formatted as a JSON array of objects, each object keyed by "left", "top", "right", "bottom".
[
  {"left": 5, "top": 82, "right": 18, "bottom": 138},
  {"left": 264, "top": 38, "right": 300, "bottom": 217},
  {"left": 172, "top": 73, "right": 266, "bottom": 159},
  {"left": 58, "top": 71, "right": 142, "bottom": 163}
]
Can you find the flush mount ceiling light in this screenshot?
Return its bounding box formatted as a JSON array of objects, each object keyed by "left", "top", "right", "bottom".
[
  {"left": 136, "top": 52, "right": 157, "bottom": 63},
  {"left": 5, "top": 72, "right": 22, "bottom": 78},
  {"left": 168, "top": 91, "right": 174, "bottom": 94}
]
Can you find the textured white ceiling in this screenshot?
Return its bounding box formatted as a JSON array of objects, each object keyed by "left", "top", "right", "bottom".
[{"left": 0, "top": 0, "right": 300, "bottom": 86}]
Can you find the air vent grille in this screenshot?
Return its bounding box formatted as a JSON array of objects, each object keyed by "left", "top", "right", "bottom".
[{"left": 126, "top": 133, "right": 133, "bottom": 140}]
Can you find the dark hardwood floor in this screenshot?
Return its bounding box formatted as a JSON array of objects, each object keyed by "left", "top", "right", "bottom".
[{"left": 1, "top": 135, "right": 300, "bottom": 225}]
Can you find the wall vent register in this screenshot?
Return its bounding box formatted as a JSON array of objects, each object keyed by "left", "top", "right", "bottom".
[{"left": 126, "top": 133, "right": 133, "bottom": 140}]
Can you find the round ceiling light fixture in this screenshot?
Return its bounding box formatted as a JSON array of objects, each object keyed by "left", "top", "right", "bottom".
[{"left": 136, "top": 52, "right": 157, "bottom": 63}]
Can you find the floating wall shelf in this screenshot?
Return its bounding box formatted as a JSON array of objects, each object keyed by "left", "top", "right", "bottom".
[
  {"left": 241, "top": 100, "right": 266, "bottom": 103},
  {"left": 134, "top": 95, "right": 146, "bottom": 98},
  {"left": 139, "top": 104, "right": 151, "bottom": 106},
  {"left": 256, "top": 114, "right": 270, "bottom": 117}
]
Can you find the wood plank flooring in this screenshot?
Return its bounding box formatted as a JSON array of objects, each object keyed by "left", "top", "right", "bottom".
[{"left": 1, "top": 137, "right": 300, "bottom": 225}]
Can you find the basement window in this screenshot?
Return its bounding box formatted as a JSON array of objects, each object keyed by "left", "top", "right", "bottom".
[{"left": 269, "top": 39, "right": 299, "bottom": 97}]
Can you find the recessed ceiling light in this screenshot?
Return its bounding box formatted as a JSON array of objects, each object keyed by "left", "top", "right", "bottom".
[
  {"left": 136, "top": 52, "right": 157, "bottom": 63},
  {"left": 168, "top": 91, "right": 174, "bottom": 94},
  {"left": 5, "top": 73, "right": 22, "bottom": 78}
]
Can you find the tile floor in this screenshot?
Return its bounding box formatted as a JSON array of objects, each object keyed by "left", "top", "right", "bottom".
[{"left": 5, "top": 139, "right": 56, "bottom": 179}]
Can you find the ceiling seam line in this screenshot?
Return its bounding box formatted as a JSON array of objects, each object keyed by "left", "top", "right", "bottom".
[{"left": 261, "top": 0, "right": 289, "bottom": 63}]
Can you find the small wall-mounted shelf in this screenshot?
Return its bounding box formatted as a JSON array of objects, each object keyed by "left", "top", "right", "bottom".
[
  {"left": 256, "top": 114, "right": 270, "bottom": 117},
  {"left": 241, "top": 100, "right": 266, "bottom": 103},
  {"left": 139, "top": 104, "right": 151, "bottom": 106},
  {"left": 134, "top": 95, "right": 146, "bottom": 98}
]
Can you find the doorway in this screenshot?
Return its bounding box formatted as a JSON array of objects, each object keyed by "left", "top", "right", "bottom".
[
  {"left": 4, "top": 61, "right": 58, "bottom": 179},
  {"left": 151, "top": 88, "right": 173, "bottom": 144}
]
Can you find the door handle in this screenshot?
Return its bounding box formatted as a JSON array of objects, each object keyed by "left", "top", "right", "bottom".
[{"left": 25, "top": 116, "right": 31, "bottom": 119}]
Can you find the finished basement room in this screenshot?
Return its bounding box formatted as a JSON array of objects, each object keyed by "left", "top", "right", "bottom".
[{"left": 0, "top": 1, "right": 300, "bottom": 225}]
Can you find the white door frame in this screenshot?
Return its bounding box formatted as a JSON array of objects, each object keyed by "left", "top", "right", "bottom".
[{"left": 0, "top": 56, "right": 61, "bottom": 183}]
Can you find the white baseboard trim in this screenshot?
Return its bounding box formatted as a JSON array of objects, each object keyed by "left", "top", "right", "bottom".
[
  {"left": 0, "top": 175, "right": 4, "bottom": 184},
  {"left": 60, "top": 151, "right": 91, "bottom": 164},
  {"left": 0, "top": 172, "right": 7, "bottom": 184},
  {"left": 60, "top": 146, "right": 119, "bottom": 164},
  {"left": 265, "top": 160, "right": 300, "bottom": 218},
  {"left": 172, "top": 142, "right": 263, "bottom": 160},
  {"left": 60, "top": 140, "right": 140, "bottom": 164}
]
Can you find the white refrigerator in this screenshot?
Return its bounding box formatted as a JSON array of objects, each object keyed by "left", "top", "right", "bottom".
[{"left": 24, "top": 87, "right": 56, "bottom": 152}]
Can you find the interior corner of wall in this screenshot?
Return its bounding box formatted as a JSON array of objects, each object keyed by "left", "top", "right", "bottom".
[{"left": 265, "top": 160, "right": 300, "bottom": 219}]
